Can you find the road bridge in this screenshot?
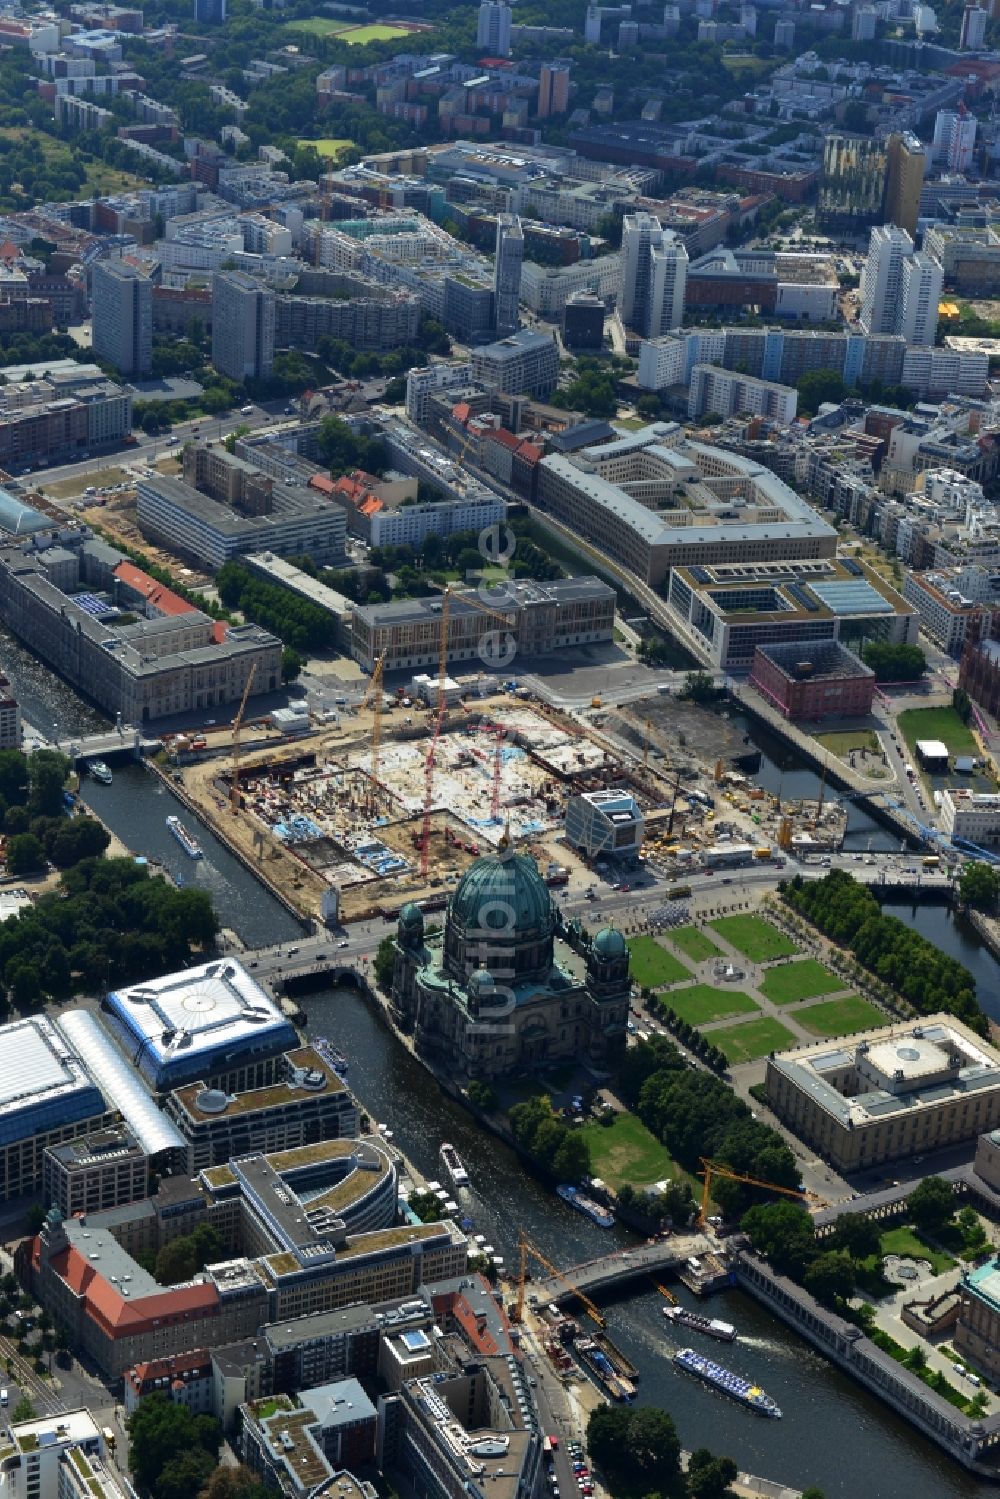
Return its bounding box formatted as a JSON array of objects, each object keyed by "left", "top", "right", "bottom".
[{"left": 528, "top": 1234, "right": 714, "bottom": 1305}]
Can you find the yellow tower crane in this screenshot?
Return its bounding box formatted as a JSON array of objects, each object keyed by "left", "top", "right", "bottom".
[
  {"left": 512, "top": 1233, "right": 605, "bottom": 1327},
  {"left": 697, "top": 1157, "right": 826, "bottom": 1228},
  {"left": 229, "top": 662, "right": 257, "bottom": 814}
]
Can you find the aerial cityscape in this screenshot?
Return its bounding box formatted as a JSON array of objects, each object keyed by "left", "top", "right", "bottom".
[{"left": 4, "top": 0, "right": 1000, "bottom": 1495}]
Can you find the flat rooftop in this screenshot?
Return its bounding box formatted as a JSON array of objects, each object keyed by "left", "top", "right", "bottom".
[{"left": 0, "top": 1017, "right": 107, "bottom": 1145}]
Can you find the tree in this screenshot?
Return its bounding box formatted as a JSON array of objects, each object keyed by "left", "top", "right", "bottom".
[
  {"left": 153, "top": 1237, "right": 197, "bottom": 1285},
  {"left": 11, "top": 1397, "right": 35, "bottom": 1424},
  {"left": 861, "top": 641, "right": 926, "bottom": 682},
  {"left": 803, "top": 1248, "right": 857, "bottom": 1306},
  {"left": 128, "top": 1395, "right": 219, "bottom": 1495},
  {"left": 908, "top": 1176, "right": 955, "bottom": 1235},
  {"left": 157, "top": 1452, "right": 217, "bottom": 1499},
  {"left": 27, "top": 749, "right": 70, "bottom": 817},
  {"left": 373, "top": 935, "right": 395, "bottom": 990},
  {"left": 552, "top": 1130, "right": 590, "bottom": 1182},
  {"left": 829, "top": 1211, "right": 881, "bottom": 1261},
  {"left": 678, "top": 671, "right": 718, "bottom": 703},
  {"left": 585, "top": 1406, "right": 631, "bottom": 1473},
  {"left": 960, "top": 862, "right": 1000, "bottom": 913},
  {"left": 281, "top": 647, "right": 304, "bottom": 683},
  {"left": 623, "top": 1407, "right": 681, "bottom": 1489},
  {"left": 796, "top": 367, "right": 849, "bottom": 415},
  {"left": 686, "top": 1449, "right": 739, "bottom": 1499},
  {"left": 6, "top": 833, "right": 45, "bottom": 876},
  {"left": 741, "top": 1200, "right": 816, "bottom": 1278},
  {"left": 196, "top": 1466, "right": 273, "bottom": 1499}
]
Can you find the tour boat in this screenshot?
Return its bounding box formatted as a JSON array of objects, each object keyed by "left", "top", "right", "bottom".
[
  {"left": 663, "top": 1305, "right": 737, "bottom": 1342},
  {"left": 166, "top": 814, "right": 203, "bottom": 858},
  {"left": 439, "top": 1141, "right": 470, "bottom": 1188},
  {"left": 89, "top": 760, "right": 113, "bottom": 785},
  {"left": 556, "top": 1184, "right": 614, "bottom": 1228},
  {"left": 673, "top": 1347, "right": 781, "bottom": 1417}
]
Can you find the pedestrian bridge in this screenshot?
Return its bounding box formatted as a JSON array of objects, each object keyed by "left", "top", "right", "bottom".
[{"left": 530, "top": 1234, "right": 713, "bottom": 1304}]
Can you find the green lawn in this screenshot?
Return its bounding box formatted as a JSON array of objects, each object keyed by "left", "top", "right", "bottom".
[
  {"left": 815, "top": 730, "right": 880, "bottom": 757},
  {"left": 668, "top": 926, "right": 721, "bottom": 963},
  {"left": 759, "top": 959, "right": 846, "bottom": 1006},
  {"left": 300, "top": 138, "right": 353, "bottom": 159},
  {"left": 709, "top": 915, "right": 799, "bottom": 963},
  {"left": 665, "top": 984, "right": 758, "bottom": 1025},
  {"left": 580, "top": 1111, "right": 684, "bottom": 1191},
  {"left": 288, "top": 15, "right": 348, "bottom": 33},
  {"left": 340, "top": 22, "right": 414, "bottom": 41},
  {"left": 797, "top": 994, "right": 884, "bottom": 1037},
  {"left": 879, "top": 1225, "right": 956, "bottom": 1275},
  {"left": 626, "top": 935, "right": 691, "bottom": 988},
  {"left": 898, "top": 706, "right": 978, "bottom": 761},
  {"left": 710, "top": 1017, "right": 797, "bottom": 1065}
]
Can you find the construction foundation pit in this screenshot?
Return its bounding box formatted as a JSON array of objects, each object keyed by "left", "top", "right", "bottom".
[{"left": 220, "top": 706, "right": 630, "bottom": 919}]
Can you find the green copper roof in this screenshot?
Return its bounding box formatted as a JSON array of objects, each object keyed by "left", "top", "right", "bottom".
[
  {"left": 449, "top": 850, "right": 552, "bottom": 934},
  {"left": 592, "top": 927, "right": 627, "bottom": 959},
  {"left": 400, "top": 902, "right": 424, "bottom": 927}
]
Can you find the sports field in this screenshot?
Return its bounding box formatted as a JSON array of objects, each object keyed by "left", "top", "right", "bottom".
[
  {"left": 710, "top": 1017, "right": 797, "bottom": 1065},
  {"left": 290, "top": 19, "right": 413, "bottom": 41},
  {"left": 666, "top": 984, "right": 758, "bottom": 1025},
  {"left": 759, "top": 959, "right": 845, "bottom": 1006},
  {"left": 626, "top": 935, "right": 690, "bottom": 988},
  {"left": 797, "top": 994, "right": 884, "bottom": 1037},
  {"left": 709, "top": 914, "right": 799, "bottom": 963}
]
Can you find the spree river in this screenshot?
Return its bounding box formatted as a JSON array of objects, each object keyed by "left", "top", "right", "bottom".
[{"left": 16, "top": 660, "right": 1000, "bottom": 1493}]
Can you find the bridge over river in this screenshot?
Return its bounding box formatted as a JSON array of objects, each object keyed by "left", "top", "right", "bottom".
[{"left": 529, "top": 1234, "right": 714, "bottom": 1305}]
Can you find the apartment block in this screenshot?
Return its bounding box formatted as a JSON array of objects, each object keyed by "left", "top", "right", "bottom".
[
  {"left": 136, "top": 474, "right": 346, "bottom": 570},
  {"left": 687, "top": 364, "right": 797, "bottom": 424},
  {"left": 42, "top": 1126, "right": 148, "bottom": 1219}
]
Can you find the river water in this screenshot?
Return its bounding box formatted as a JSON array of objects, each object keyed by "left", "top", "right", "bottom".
[{"left": 15, "top": 661, "right": 1000, "bottom": 1493}]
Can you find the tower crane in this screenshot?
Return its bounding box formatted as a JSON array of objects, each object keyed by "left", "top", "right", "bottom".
[
  {"left": 512, "top": 1233, "right": 605, "bottom": 1328},
  {"left": 697, "top": 1157, "right": 826, "bottom": 1228},
  {"left": 359, "top": 650, "right": 386, "bottom": 816},
  {"left": 229, "top": 662, "right": 257, "bottom": 815}
]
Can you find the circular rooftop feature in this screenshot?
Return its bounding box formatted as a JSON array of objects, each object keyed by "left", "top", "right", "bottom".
[
  {"left": 195, "top": 1088, "right": 230, "bottom": 1114},
  {"left": 896, "top": 1046, "right": 921, "bottom": 1061},
  {"left": 450, "top": 851, "right": 553, "bottom": 935},
  {"left": 592, "top": 927, "right": 627, "bottom": 960},
  {"left": 182, "top": 987, "right": 219, "bottom": 1014}
]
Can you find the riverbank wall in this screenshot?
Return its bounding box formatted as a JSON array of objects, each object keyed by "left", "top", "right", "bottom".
[{"left": 734, "top": 1252, "right": 1000, "bottom": 1478}]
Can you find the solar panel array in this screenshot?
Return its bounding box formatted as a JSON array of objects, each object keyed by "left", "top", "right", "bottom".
[{"left": 787, "top": 583, "right": 819, "bottom": 612}]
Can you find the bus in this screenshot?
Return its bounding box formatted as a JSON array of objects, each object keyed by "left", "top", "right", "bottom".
[{"left": 922, "top": 856, "right": 941, "bottom": 869}]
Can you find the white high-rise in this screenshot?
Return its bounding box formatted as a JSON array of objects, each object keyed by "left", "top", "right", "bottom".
[
  {"left": 212, "top": 269, "right": 275, "bottom": 381},
  {"left": 899, "top": 252, "right": 944, "bottom": 347},
  {"left": 622, "top": 212, "right": 688, "bottom": 337},
  {"left": 933, "top": 107, "right": 977, "bottom": 173},
  {"left": 494, "top": 213, "right": 523, "bottom": 339},
  {"left": 477, "top": 0, "right": 512, "bottom": 55},
  {"left": 91, "top": 259, "right": 152, "bottom": 377},
  {"left": 860, "top": 225, "right": 942, "bottom": 348},
  {"left": 859, "top": 224, "right": 913, "bottom": 337}
]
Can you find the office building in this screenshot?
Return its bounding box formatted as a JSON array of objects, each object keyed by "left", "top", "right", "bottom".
[
  {"left": 860, "top": 224, "right": 913, "bottom": 336},
  {"left": 536, "top": 425, "right": 837, "bottom": 588},
  {"left": 0, "top": 1017, "right": 113, "bottom": 1203},
  {"left": 563, "top": 291, "right": 605, "bottom": 350},
  {"left": 391, "top": 850, "right": 630, "bottom": 1078},
  {"left": 123, "top": 1350, "right": 216, "bottom": 1417},
  {"left": 493, "top": 213, "right": 523, "bottom": 340},
  {"left": 852, "top": 6, "right": 876, "bottom": 39},
  {"left": 477, "top": 0, "right": 512, "bottom": 55},
  {"left": 766, "top": 1015, "right": 1000, "bottom": 1173},
  {"left": 42, "top": 1126, "right": 148, "bottom": 1220},
  {"left": 136, "top": 473, "right": 347, "bottom": 570},
  {"left": 469, "top": 330, "right": 558, "bottom": 398},
  {"left": 165, "top": 1044, "right": 358, "bottom": 1171},
  {"left": 622, "top": 212, "right": 688, "bottom": 337},
  {"left": 957, "top": 1256, "right": 1000, "bottom": 1379},
  {"left": 885, "top": 131, "right": 926, "bottom": 238},
  {"left": 818, "top": 134, "right": 888, "bottom": 232},
  {"left": 749, "top": 640, "right": 876, "bottom": 720},
  {"left": 193, "top": 0, "right": 225, "bottom": 21},
  {"left": 0, "top": 672, "right": 19, "bottom": 749},
  {"left": 350, "top": 576, "right": 615, "bottom": 673},
  {"left": 91, "top": 259, "right": 152, "bottom": 376},
  {"left": 939, "top": 789, "right": 1000, "bottom": 850},
  {"left": 537, "top": 61, "right": 570, "bottom": 118},
  {"left": 104, "top": 958, "right": 298, "bottom": 1092},
  {"left": 960, "top": 2, "right": 987, "bottom": 47},
  {"left": 212, "top": 269, "right": 274, "bottom": 381},
  {"left": 933, "top": 107, "right": 978, "bottom": 173},
  {"left": 565, "top": 789, "right": 644, "bottom": 859},
  {"left": 239, "top": 1380, "right": 378, "bottom": 1488}
]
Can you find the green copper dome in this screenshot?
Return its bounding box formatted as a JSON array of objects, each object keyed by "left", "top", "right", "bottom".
[
  {"left": 593, "top": 927, "right": 627, "bottom": 960},
  {"left": 449, "top": 850, "right": 553, "bottom": 935},
  {"left": 400, "top": 901, "right": 424, "bottom": 928}
]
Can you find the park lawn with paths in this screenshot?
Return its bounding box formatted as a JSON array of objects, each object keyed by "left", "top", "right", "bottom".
[
  {"left": 626, "top": 935, "right": 690, "bottom": 988},
  {"left": 759, "top": 959, "right": 846, "bottom": 1006},
  {"left": 580, "top": 1111, "right": 694, "bottom": 1192},
  {"left": 665, "top": 984, "right": 758, "bottom": 1025},
  {"left": 878, "top": 1225, "right": 956, "bottom": 1275},
  {"left": 815, "top": 729, "right": 880, "bottom": 758},
  {"left": 668, "top": 926, "right": 721, "bottom": 963},
  {"left": 710, "top": 1016, "right": 797, "bottom": 1065},
  {"left": 898, "top": 706, "right": 978, "bottom": 760},
  {"left": 709, "top": 914, "right": 799, "bottom": 963},
  {"left": 797, "top": 993, "right": 884, "bottom": 1037}
]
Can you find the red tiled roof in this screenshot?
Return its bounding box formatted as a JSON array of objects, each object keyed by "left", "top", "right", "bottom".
[
  {"left": 452, "top": 402, "right": 472, "bottom": 423},
  {"left": 114, "top": 561, "right": 195, "bottom": 618},
  {"left": 211, "top": 620, "right": 227, "bottom": 644},
  {"left": 309, "top": 474, "right": 336, "bottom": 495},
  {"left": 487, "top": 428, "right": 521, "bottom": 452},
  {"left": 515, "top": 442, "right": 542, "bottom": 463},
  {"left": 48, "top": 1245, "right": 220, "bottom": 1338}
]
